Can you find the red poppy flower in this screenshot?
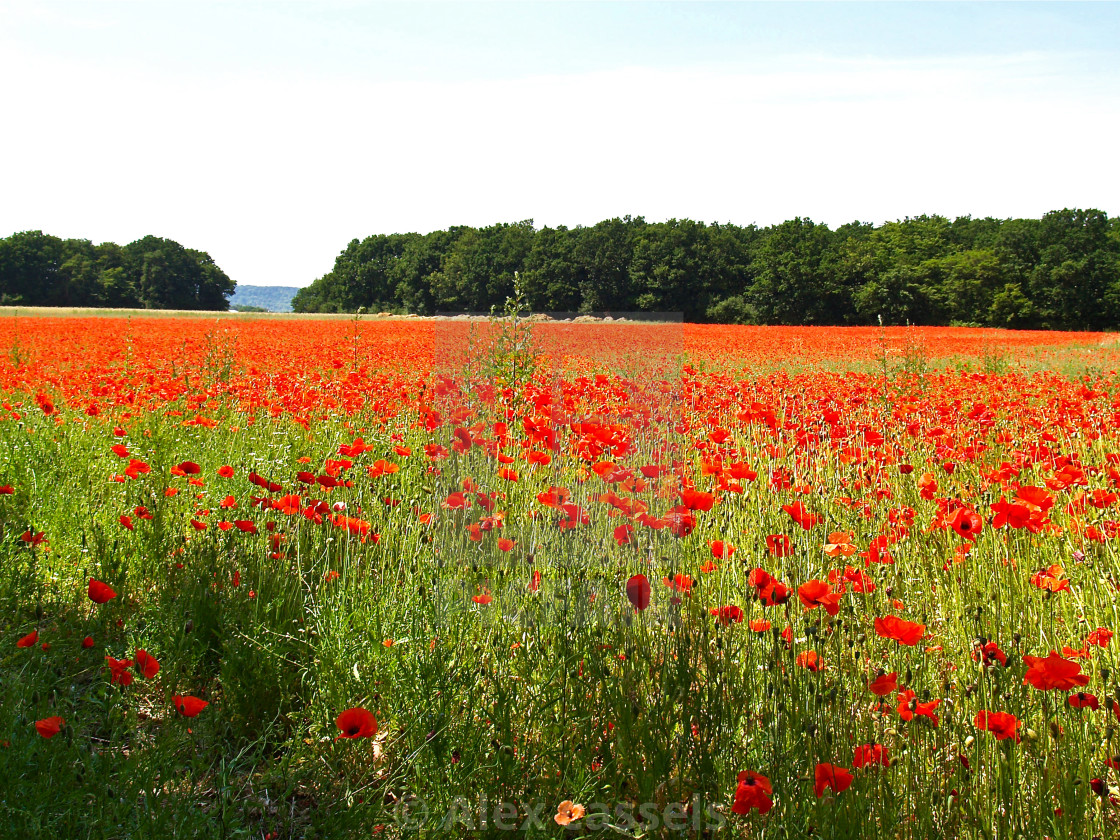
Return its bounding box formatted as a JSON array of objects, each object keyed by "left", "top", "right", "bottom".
[
  {"left": 798, "top": 579, "right": 842, "bottom": 616},
  {"left": 710, "top": 605, "right": 744, "bottom": 625},
  {"left": 680, "top": 488, "right": 714, "bottom": 512},
  {"left": 217, "top": 465, "right": 235, "bottom": 478},
  {"left": 613, "top": 523, "right": 636, "bottom": 546},
  {"left": 874, "top": 615, "right": 926, "bottom": 646},
  {"left": 335, "top": 707, "right": 378, "bottom": 739},
  {"left": 731, "top": 770, "right": 773, "bottom": 815},
  {"left": 948, "top": 506, "right": 982, "bottom": 542},
  {"left": 173, "top": 694, "right": 209, "bottom": 717},
  {"left": 1086, "top": 627, "right": 1114, "bottom": 648},
  {"left": 897, "top": 689, "right": 941, "bottom": 726},
  {"left": 749, "top": 568, "right": 791, "bottom": 606},
  {"left": 82, "top": 636, "right": 94, "bottom": 649},
  {"left": 973, "top": 640, "right": 1008, "bottom": 667},
  {"left": 852, "top": 743, "right": 890, "bottom": 768},
  {"left": 87, "top": 578, "right": 117, "bottom": 604},
  {"left": 35, "top": 716, "right": 64, "bottom": 739},
  {"left": 1069, "top": 692, "right": 1100, "bottom": 710},
  {"left": 709, "top": 540, "right": 735, "bottom": 558},
  {"left": 974, "top": 710, "right": 1021, "bottom": 742},
  {"left": 749, "top": 619, "right": 771, "bottom": 632},
  {"left": 868, "top": 672, "right": 898, "bottom": 697},
  {"left": 662, "top": 573, "right": 693, "bottom": 595},
  {"left": 1022, "top": 652, "right": 1088, "bottom": 691},
  {"left": 16, "top": 630, "right": 38, "bottom": 648},
  {"left": 782, "top": 501, "right": 820, "bottom": 530},
  {"left": 765, "top": 534, "right": 793, "bottom": 558},
  {"left": 626, "top": 574, "right": 651, "bottom": 611},
  {"left": 814, "top": 763, "right": 854, "bottom": 797},
  {"left": 796, "top": 651, "right": 823, "bottom": 671},
  {"left": 135, "top": 649, "right": 160, "bottom": 679},
  {"left": 105, "top": 656, "right": 134, "bottom": 686}
]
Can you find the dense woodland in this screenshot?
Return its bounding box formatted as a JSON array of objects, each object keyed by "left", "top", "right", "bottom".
[
  {"left": 0, "top": 231, "right": 234, "bottom": 310},
  {"left": 293, "top": 209, "right": 1120, "bottom": 329},
  {"left": 3, "top": 209, "right": 1119, "bottom": 328}
]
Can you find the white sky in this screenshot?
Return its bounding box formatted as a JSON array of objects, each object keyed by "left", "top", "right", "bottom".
[{"left": 2, "top": 2, "right": 1118, "bottom": 287}]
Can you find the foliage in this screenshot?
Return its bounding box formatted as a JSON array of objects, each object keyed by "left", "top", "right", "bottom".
[
  {"left": 292, "top": 210, "right": 1120, "bottom": 329},
  {"left": 0, "top": 232, "right": 234, "bottom": 310}
]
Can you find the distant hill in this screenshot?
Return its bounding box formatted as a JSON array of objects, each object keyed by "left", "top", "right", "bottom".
[{"left": 229, "top": 285, "right": 300, "bottom": 313}]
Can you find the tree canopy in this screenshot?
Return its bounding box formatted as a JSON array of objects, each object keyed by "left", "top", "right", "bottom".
[
  {"left": 0, "top": 232, "right": 234, "bottom": 310},
  {"left": 292, "top": 209, "right": 1120, "bottom": 329}
]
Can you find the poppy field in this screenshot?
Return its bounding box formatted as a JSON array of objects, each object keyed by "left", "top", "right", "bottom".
[{"left": 3, "top": 313, "right": 1120, "bottom": 839}]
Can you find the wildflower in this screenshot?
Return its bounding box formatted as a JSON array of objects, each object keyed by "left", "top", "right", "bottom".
[
  {"left": 853, "top": 743, "right": 890, "bottom": 768},
  {"left": 173, "top": 695, "right": 209, "bottom": 717},
  {"left": 874, "top": 615, "right": 925, "bottom": 646},
  {"left": 554, "top": 801, "right": 585, "bottom": 826},
  {"left": 710, "top": 605, "right": 744, "bottom": 625},
  {"left": 626, "top": 574, "right": 650, "bottom": 611},
  {"left": 16, "top": 630, "right": 38, "bottom": 648},
  {"left": 731, "top": 770, "right": 773, "bottom": 815},
  {"left": 796, "top": 651, "right": 823, "bottom": 671},
  {"left": 782, "top": 501, "right": 820, "bottom": 530},
  {"left": 87, "top": 578, "right": 117, "bottom": 604},
  {"left": 1030, "top": 564, "right": 1070, "bottom": 593},
  {"left": 814, "top": 763, "right": 854, "bottom": 797},
  {"left": 35, "top": 716, "right": 64, "bottom": 739},
  {"left": 948, "top": 506, "right": 983, "bottom": 542},
  {"left": 105, "top": 656, "right": 134, "bottom": 686},
  {"left": 335, "top": 707, "right": 377, "bottom": 739},
  {"left": 974, "top": 710, "right": 1022, "bottom": 742},
  {"left": 1022, "top": 652, "right": 1088, "bottom": 691},
  {"left": 662, "top": 573, "right": 693, "bottom": 595},
  {"left": 897, "top": 689, "right": 941, "bottom": 726},
  {"left": 798, "top": 579, "right": 842, "bottom": 616},
  {"left": 134, "top": 649, "right": 160, "bottom": 679},
  {"left": 868, "top": 672, "right": 898, "bottom": 697},
  {"left": 1069, "top": 692, "right": 1100, "bottom": 710}
]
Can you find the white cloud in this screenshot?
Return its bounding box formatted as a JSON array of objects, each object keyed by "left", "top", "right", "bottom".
[{"left": 1, "top": 45, "right": 1117, "bottom": 287}]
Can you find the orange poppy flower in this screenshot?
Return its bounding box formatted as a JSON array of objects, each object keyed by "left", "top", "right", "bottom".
[{"left": 554, "top": 801, "right": 585, "bottom": 826}]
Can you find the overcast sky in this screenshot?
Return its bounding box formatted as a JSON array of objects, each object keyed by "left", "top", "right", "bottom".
[{"left": 2, "top": 1, "right": 1118, "bottom": 287}]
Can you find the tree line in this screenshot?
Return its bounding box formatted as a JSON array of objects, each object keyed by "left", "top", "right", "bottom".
[
  {"left": 0, "top": 231, "right": 234, "bottom": 310},
  {"left": 293, "top": 209, "right": 1120, "bottom": 329}
]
